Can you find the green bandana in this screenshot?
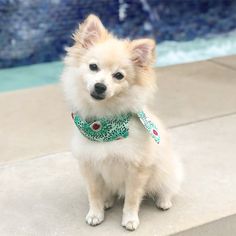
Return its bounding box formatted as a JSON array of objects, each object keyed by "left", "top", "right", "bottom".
[{"left": 72, "top": 111, "right": 160, "bottom": 143}]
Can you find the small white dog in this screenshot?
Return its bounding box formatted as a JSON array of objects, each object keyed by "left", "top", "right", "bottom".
[{"left": 61, "top": 14, "right": 183, "bottom": 231}]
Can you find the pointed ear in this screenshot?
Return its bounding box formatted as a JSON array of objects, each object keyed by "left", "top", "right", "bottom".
[
  {"left": 73, "top": 14, "right": 108, "bottom": 49},
  {"left": 130, "top": 39, "right": 156, "bottom": 67}
]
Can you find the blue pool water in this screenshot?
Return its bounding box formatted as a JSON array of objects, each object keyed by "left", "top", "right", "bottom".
[
  {"left": 156, "top": 30, "right": 236, "bottom": 67},
  {"left": 1, "top": 31, "right": 236, "bottom": 92},
  {"left": 1, "top": 0, "right": 236, "bottom": 68}
]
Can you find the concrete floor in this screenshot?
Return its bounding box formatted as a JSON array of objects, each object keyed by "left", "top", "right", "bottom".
[{"left": 0, "top": 56, "right": 236, "bottom": 235}]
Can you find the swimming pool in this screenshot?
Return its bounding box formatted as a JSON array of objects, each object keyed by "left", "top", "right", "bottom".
[
  {"left": 1, "top": 0, "right": 236, "bottom": 68},
  {"left": 0, "top": 31, "right": 236, "bottom": 92}
]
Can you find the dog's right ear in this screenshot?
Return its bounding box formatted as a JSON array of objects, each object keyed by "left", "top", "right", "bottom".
[
  {"left": 73, "top": 14, "right": 108, "bottom": 49},
  {"left": 130, "top": 39, "right": 156, "bottom": 67}
]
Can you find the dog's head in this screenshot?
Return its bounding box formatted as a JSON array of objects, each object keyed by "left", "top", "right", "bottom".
[{"left": 62, "top": 15, "right": 156, "bottom": 116}]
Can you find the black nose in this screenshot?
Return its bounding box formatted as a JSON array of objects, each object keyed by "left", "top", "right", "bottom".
[{"left": 94, "top": 83, "right": 107, "bottom": 94}]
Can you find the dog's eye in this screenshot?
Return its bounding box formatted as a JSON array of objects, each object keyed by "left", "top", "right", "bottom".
[
  {"left": 89, "top": 64, "right": 99, "bottom": 71},
  {"left": 113, "top": 72, "right": 124, "bottom": 80}
]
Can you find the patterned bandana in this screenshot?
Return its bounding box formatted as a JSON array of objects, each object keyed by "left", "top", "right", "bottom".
[{"left": 72, "top": 111, "right": 160, "bottom": 143}]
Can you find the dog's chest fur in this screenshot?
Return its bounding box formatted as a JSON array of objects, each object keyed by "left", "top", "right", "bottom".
[
  {"left": 72, "top": 117, "right": 153, "bottom": 194},
  {"left": 97, "top": 158, "right": 127, "bottom": 195}
]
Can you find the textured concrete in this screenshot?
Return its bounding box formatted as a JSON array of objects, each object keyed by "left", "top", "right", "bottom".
[
  {"left": 0, "top": 85, "right": 71, "bottom": 163},
  {"left": 155, "top": 60, "right": 236, "bottom": 127},
  {"left": 175, "top": 214, "right": 236, "bottom": 236},
  {"left": 211, "top": 55, "right": 236, "bottom": 70},
  {"left": 1, "top": 114, "right": 236, "bottom": 236}
]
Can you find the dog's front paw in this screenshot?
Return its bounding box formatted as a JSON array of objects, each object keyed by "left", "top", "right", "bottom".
[
  {"left": 122, "top": 212, "right": 140, "bottom": 231},
  {"left": 86, "top": 210, "right": 104, "bottom": 226}
]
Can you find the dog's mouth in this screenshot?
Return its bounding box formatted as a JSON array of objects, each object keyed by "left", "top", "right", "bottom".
[{"left": 90, "top": 91, "right": 106, "bottom": 100}]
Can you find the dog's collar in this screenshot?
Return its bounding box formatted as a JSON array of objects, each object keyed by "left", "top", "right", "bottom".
[{"left": 71, "top": 111, "right": 160, "bottom": 143}]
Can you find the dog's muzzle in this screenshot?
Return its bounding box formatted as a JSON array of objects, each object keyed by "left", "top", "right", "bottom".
[{"left": 91, "top": 83, "right": 107, "bottom": 100}]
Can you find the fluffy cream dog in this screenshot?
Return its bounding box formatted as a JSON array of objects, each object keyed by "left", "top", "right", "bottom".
[{"left": 61, "top": 14, "right": 183, "bottom": 231}]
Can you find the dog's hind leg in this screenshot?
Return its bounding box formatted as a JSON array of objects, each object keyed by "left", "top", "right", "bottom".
[
  {"left": 104, "top": 192, "right": 116, "bottom": 210},
  {"left": 155, "top": 189, "right": 173, "bottom": 211}
]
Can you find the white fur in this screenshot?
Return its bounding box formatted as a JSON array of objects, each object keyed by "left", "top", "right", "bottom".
[{"left": 61, "top": 14, "right": 183, "bottom": 231}]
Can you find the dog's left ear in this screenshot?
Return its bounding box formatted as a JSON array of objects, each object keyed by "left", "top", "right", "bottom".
[
  {"left": 130, "top": 39, "right": 156, "bottom": 67},
  {"left": 73, "top": 14, "right": 108, "bottom": 49}
]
